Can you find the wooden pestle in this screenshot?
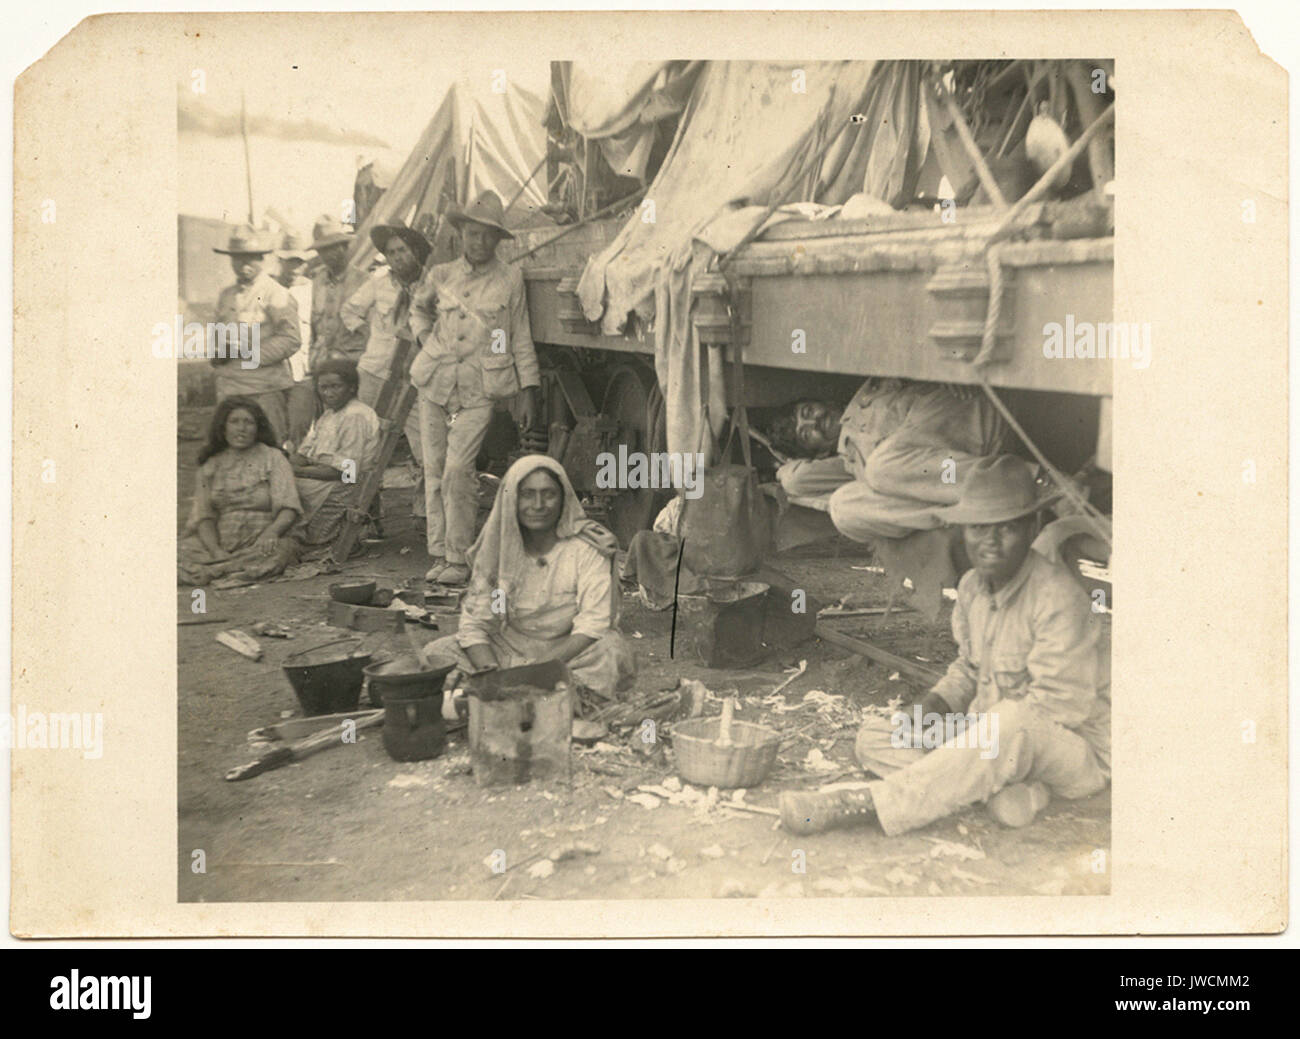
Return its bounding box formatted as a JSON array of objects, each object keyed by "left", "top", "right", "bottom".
[{"left": 716, "top": 696, "right": 736, "bottom": 748}]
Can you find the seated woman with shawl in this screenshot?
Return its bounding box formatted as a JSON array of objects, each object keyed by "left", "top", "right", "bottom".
[
  {"left": 178, "top": 396, "right": 302, "bottom": 585},
  {"left": 424, "top": 455, "right": 636, "bottom": 700},
  {"left": 288, "top": 358, "right": 381, "bottom": 548}
]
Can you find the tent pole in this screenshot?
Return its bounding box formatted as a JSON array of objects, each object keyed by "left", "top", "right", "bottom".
[
  {"left": 240, "top": 91, "right": 255, "bottom": 225},
  {"left": 504, "top": 153, "right": 549, "bottom": 214}
]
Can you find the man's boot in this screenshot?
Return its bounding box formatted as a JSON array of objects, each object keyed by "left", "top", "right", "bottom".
[
  {"left": 779, "top": 788, "right": 877, "bottom": 836},
  {"left": 986, "top": 781, "right": 1050, "bottom": 828}
]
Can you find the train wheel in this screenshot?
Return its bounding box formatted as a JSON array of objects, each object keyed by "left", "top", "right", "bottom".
[{"left": 600, "top": 364, "right": 663, "bottom": 547}]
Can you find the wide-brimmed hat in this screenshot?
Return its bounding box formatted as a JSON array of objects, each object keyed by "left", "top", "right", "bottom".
[
  {"left": 942, "top": 455, "right": 1061, "bottom": 525},
  {"left": 213, "top": 225, "right": 272, "bottom": 256},
  {"left": 446, "top": 190, "right": 515, "bottom": 240},
  {"left": 275, "top": 229, "right": 314, "bottom": 262},
  {"left": 311, "top": 215, "right": 355, "bottom": 251},
  {"left": 369, "top": 222, "right": 432, "bottom": 267}
]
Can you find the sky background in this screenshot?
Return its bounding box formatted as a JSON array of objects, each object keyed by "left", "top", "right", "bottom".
[{"left": 178, "top": 55, "right": 551, "bottom": 232}]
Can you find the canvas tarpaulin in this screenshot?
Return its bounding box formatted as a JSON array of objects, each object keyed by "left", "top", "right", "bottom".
[
  {"left": 576, "top": 60, "right": 933, "bottom": 458},
  {"left": 350, "top": 75, "right": 551, "bottom": 272},
  {"left": 554, "top": 61, "right": 701, "bottom": 182}
]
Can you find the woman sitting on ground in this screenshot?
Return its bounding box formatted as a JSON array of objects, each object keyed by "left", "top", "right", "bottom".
[
  {"left": 178, "top": 396, "right": 302, "bottom": 585},
  {"left": 288, "top": 358, "right": 381, "bottom": 548},
  {"left": 424, "top": 454, "right": 636, "bottom": 701}
]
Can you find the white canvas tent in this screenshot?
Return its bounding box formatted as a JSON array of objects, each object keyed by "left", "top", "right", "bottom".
[{"left": 350, "top": 75, "right": 553, "bottom": 271}]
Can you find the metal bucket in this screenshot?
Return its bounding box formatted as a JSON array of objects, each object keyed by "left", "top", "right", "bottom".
[{"left": 281, "top": 638, "right": 373, "bottom": 716}]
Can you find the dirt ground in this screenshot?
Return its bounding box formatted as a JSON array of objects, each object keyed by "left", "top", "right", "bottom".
[{"left": 177, "top": 414, "right": 1110, "bottom": 904}]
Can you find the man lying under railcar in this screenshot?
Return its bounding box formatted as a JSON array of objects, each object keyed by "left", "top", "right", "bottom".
[{"left": 767, "top": 377, "right": 1007, "bottom": 541}]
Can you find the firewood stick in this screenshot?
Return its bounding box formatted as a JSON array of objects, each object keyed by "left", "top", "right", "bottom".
[{"left": 720, "top": 801, "right": 780, "bottom": 817}]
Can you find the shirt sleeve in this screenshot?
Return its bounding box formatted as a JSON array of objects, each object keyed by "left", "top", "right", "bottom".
[
  {"left": 776, "top": 456, "right": 852, "bottom": 498},
  {"left": 1024, "top": 582, "right": 1100, "bottom": 728},
  {"left": 455, "top": 573, "right": 498, "bottom": 649},
  {"left": 186, "top": 463, "right": 217, "bottom": 531},
  {"left": 508, "top": 270, "right": 540, "bottom": 390},
  {"left": 266, "top": 449, "right": 303, "bottom": 517},
  {"left": 340, "top": 276, "right": 375, "bottom": 333},
  {"left": 931, "top": 579, "right": 978, "bottom": 713},
  {"left": 316, "top": 410, "right": 379, "bottom": 474},
  {"left": 256, "top": 288, "right": 302, "bottom": 366},
  {"left": 410, "top": 268, "right": 438, "bottom": 345},
  {"left": 570, "top": 542, "right": 614, "bottom": 641},
  {"left": 299, "top": 417, "right": 320, "bottom": 458}
]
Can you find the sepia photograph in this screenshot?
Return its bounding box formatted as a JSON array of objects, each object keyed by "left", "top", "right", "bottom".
[
  {"left": 9, "top": 8, "right": 1287, "bottom": 942},
  {"left": 175, "top": 51, "right": 1116, "bottom": 902}
]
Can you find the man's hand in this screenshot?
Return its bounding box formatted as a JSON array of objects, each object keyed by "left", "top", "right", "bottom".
[
  {"left": 253, "top": 529, "right": 281, "bottom": 556},
  {"left": 518, "top": 386, "right": 540, "bottom": 432}
]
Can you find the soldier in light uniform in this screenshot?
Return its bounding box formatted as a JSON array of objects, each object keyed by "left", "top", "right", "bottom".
[
  {"left": 210, "top": 226, "right": 301, "bottom": 445},
  {"left": 409, "top": 191, "right": 541, "bottom": 585}
]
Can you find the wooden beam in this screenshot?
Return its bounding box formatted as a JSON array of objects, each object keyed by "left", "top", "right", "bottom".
[
  {"left": 813, "top": 622, "right": 943, "bottom": 684},
  {"left": 329, "top": 337, "right": 419, "bottom": 565},
  {"left": 935, "top": 81, "right": 1008, "bottom": 209}
]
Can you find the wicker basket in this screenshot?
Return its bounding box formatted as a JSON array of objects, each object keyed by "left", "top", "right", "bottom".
[{"left": 672, "top": 716, "right": 781, "bottom": 789}]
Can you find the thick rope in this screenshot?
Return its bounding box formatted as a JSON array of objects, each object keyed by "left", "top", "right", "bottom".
[
  {"left": 961, "top": 101, "right": 1116, "bottom": 545},
  {"left": 971, "top": 242, "right": 1005, "bottom": 368}
]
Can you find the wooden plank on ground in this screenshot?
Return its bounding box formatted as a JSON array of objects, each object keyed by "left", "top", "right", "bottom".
[{"left": 813, "top": 622, "right": 943, "bottom": 685}]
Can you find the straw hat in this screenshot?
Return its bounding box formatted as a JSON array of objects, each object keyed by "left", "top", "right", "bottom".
[
  {"left": 942, "top": 456, "right": 1061, "bottom": 525},
  {"left": 446, "top": 190, "right": 515, "bottom": 240},
  {"left": 213, "top": 225, "right": 272, "bottom": 255}
]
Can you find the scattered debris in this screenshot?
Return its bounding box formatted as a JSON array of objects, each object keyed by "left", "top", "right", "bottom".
[
  {"left": 803, "top": 748, "right": 840, "bottom": 773},
  {"left": 547, "top": 841, "right": 600, "bottom": 863},
  {"left": 215, "top": 629, "right": 262, "bottom": 661},
  {"left": 924, "top": 837, "right": 986, "bottom": 861},
  {"left": 950, "top": 867, "right": 993, "bottom": 886},
  {"left": 527, "top": 859, "right": 555, "bottom": 879},
  {"left": 719, "top": 801, "right": 779, "bottom": 817},
  {"left": 884, "top": 866, "right": 920, "bottom": 887},
  {"left": 572, "top": 719, "right": 609, "bottom": 743},
  {"left": 388, "top": 773, "right": 431, "bottom": 790},
  {"left": 801, "top": 689, "right": 846, "bottom": 713},
  {"left": 718, "top": 879, "right": 751, "bottom": 897},
  {"left": 250, "top": 621, "right": 293, "bottom": 639},
  {"left": 627, "top": 792, "right": 661, "bottom": 810},
  {"left": 700, "top": 844, "right": 725, "bottom": 859},
  {"left": 647, "top": 843, "right": 673, "bottom": 861}
]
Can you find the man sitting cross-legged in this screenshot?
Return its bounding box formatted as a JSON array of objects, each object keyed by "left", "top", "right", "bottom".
[{"left": 779, "top": 455, "right": 1110, "bottom": 836}]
